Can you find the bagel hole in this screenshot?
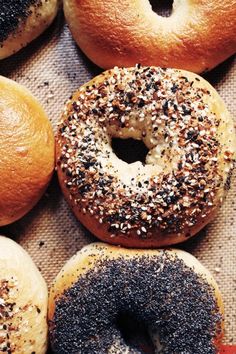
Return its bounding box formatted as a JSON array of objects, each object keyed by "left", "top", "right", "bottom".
[
  {"left": 111, "top": 138, "right": 149, "bottom": 164},
  {"left": 117, "top": 313, "right": 155, "bottom": 353},
  {"left": 150, "top": 0, "right": 173, "bottom": 17}
]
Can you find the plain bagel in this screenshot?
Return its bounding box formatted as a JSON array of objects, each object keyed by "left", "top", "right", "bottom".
[
  {"left": 0, "top": 0, "right": 59, "bottom": 59},
  {"left": 64, "top": 0, "right": 236, "bottom": 73},
  {"left": 49, "top": 242, "right": 224, "bottom": 353},
  {"left": 0, "top": 236, "right": 48, "bottom": 353},
  {"left": 56, "top": 66, "right": 236, "bottom": 248},
  {"left": 0, "top": 76, "right": 55, "bottom": 226}
]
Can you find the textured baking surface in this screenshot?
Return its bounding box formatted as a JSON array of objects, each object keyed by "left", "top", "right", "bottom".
[{"left": 0, "top": 12, "right": 235, "bottom": 344}]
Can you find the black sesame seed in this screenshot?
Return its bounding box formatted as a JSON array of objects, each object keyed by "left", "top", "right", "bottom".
[
  {"left": 138, "top": 98, "right": 145, "bottom": 108},
  {"left": 162, "top": 100, "right": 169, "bottom": 116},
  {"left": 171, "top": 84, "right": 178, "bottom": 93},
  {"left": 182, "top": 105, "right": 192, "bottom": 116}
]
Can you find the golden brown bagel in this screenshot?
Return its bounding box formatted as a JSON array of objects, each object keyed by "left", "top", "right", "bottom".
[
  {"left": 0, "top": 76, "right": 55, "bottom": 226},
  {"left": 64, "top": 0, "right": 236, "bottom": 73},
  {"left": 0, "top": 235, "right": 48, "bottom": 353},
  {"left": 56, "top": 66, "right": 236, "bottom": 248},
  {"left": 0, "top": 0, "right": 60, "bottom": 59},
  {"left": 49, "top": 242, "right": 224, "bottom": 353}
]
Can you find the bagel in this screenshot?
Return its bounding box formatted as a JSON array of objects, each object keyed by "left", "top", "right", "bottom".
[
  {"left": 0, "top": 236, "right": 48, "bottom": 353},
  {"left": 64, "top": 0, "right": 236, "bottom": 73},
  {"left": 0, "top": 0, "right": 59, "bottom": 59},
  {"left": 0, "top": 76, "right": 55, "bottom": 226},
  {"left": 49, "top": 242, "right": 224, "bottom": 353},
  {"left": 56, "top": 66, "right": 236, "bottom": 248}
]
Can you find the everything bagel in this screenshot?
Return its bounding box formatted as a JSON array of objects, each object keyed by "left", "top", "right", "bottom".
[
  {"left": 0, "top": 236, "right": 48, "bottom": 353},
  {"left": 56, "top": 66, "right": 236, "bottom": 248}
]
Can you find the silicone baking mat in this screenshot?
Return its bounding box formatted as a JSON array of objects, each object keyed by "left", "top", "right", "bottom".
[{"left": 0, "top": 12, "right": 235, "bottom": 347}]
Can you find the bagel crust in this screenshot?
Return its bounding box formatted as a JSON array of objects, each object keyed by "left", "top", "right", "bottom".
[
  {"left": 0, "top": 236, "right": 48, "bottom": 353},
  {"left": 49, "top": 243, "right": 224, "bottom": 353},
  {"left": 56, "top": 66, "right": 236, "bottom": 248},
  {"left": 0, "top": 0, "right": 59, "bottom": 59},
  {"left": 0, "top": 76, "right": 55, "bottom": 226},
  {"left": 64, "top": 0, "right": 236, "bottom": 73}
]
